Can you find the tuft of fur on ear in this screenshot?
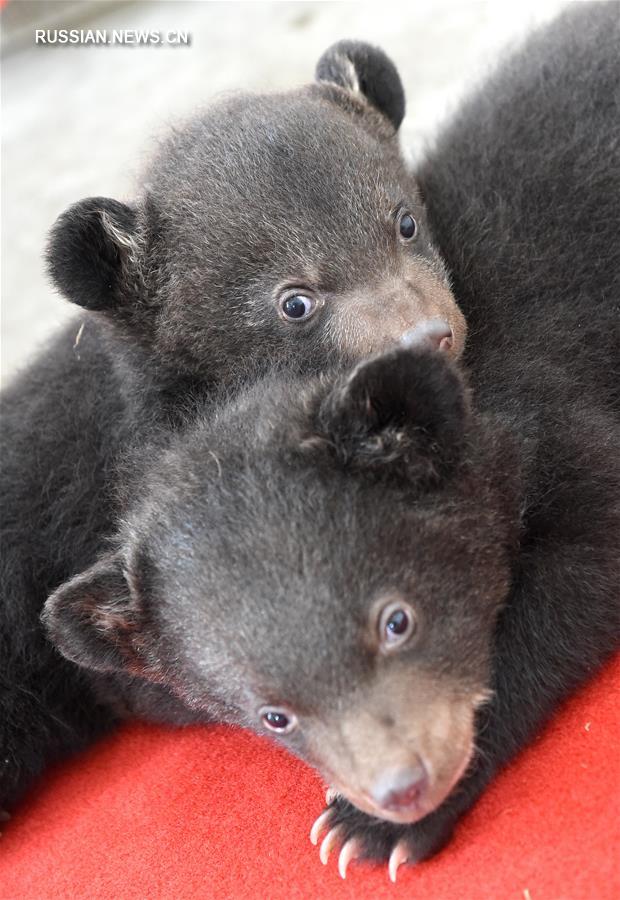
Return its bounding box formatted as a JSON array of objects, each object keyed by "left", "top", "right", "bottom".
[
  {"left": 315, "top": 40, "right": 405, "bottom": 131},
  {"left": 311, "top": 348, "right": 468, "bottom": 483},
  {"left": 46, "top": 197, "right": 139, "bottom": 311},
  {"left": 41, "top": 552, "right": 148, "bottom": 675}
]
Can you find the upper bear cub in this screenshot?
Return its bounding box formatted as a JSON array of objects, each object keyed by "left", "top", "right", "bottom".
[
  {"left": 0, "top": 42, "right": 463, "bottom": 808},
  {"left": 48, "top": 41, "right": 465, "bottom": 381}
]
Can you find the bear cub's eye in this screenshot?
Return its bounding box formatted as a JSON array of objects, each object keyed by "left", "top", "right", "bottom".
[
  {"left": 378, "top": 599, "right": 417, "bottom": 651},
  {"left": 259, "top": 706, "right": 298, "bottom": 734},
  {"left": 279, "top": 294, "right": 316, "bottom": 322},
  {"left": 398, "top": 212, "right": 418, "bottom": 241}
]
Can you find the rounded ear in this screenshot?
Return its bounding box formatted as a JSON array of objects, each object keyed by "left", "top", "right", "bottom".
[
  {"left": 315, "top": 40, "right": 405, "bottom": 131},
  {"left": 46, "top": 197, "right": 138, "bottom": 311},
  {"left": 312, "top": 347, "right": 468, "bottom": 483},
  {"left": 41, "top": 552, "right": 148, "bottom": 676}
]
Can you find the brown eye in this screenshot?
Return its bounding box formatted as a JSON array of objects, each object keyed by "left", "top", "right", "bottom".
[
  {"left": 378, "top": 600, "right": 416, "bottom": 651},
  {"left": 259, "top": 706, "right": 298, "bottom": 734},
  {"left": 398, "top": 212, "right": 417, "bottom": 241}
]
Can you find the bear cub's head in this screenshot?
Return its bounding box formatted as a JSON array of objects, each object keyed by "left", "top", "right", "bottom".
[
  {"left": 47, "top": 41, "right": 465, "bottom": 383},
  {"left": 43, "top": 348, "right": 520, "bottom": 827}
]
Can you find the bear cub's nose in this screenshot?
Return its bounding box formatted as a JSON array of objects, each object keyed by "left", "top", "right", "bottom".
[
  {"left": 401, "top": 319, "right": 453, "bottom": 353},
  {"left": 371, "top": 761, "right": 429, "bottom": 812}
]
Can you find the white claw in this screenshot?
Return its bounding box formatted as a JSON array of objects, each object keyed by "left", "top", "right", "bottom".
[
  {"left": 388, "top": 840, "right": 410, "bottom": 883},
  {"left": 310, "top": 808, "right": 333, "bottom": 846},
  {"left": 325, "top": 787, "right": 339, "bottom": 805},
  {"left": 338, "top": 838, "right": 361, "bottom": 879},
  {"left": 319, "top": 826, "right": 343, "bottom": 865}
]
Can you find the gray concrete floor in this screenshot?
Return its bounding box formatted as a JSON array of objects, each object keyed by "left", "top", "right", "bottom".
[{"left": 1, "top": 0, "right": 567, "bottom": 383}]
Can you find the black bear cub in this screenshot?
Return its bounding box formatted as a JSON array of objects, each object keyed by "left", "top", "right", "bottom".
[
  {"left": 0, "top": 41, "right": 464, "bottom": 808},
  {"left": 44, "top": 334, "right": 619, "bottom": 878},
  {"left": 48, "top": 41, "right": 465, "bottom": 382}
]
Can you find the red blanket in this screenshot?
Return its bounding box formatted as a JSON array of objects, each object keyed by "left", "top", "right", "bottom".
[{"left": 2, "top": 655, "right": 618, "bottom": 899}]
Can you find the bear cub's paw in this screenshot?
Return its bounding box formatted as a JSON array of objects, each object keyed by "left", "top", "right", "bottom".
[{"left": 310, "top": 793, "right": 456, "bottom": 881}]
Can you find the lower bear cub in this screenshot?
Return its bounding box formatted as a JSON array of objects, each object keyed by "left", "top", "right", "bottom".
[{"left": 45, "top": 333, "right": 619, "bottom": 874}]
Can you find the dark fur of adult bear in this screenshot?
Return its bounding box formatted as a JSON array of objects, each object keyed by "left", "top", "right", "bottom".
[{"left": 0, "top": 43, "right": 464, "bottom": 809}]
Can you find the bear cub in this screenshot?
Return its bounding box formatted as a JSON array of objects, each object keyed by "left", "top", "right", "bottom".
[{"left": 44, "top": 337, "right": 620, "bottom": 877}]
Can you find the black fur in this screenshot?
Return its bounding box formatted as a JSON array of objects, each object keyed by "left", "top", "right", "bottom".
[
  {"left": 42, "top": 280, "right": 619, "bottom": 862},
  {"left": 44, "top": 345, "right": 516, "bottom": 772},
  {"left": 44, "top": 2, "right": 620, "bottom": 862},
  {"left": 0, "top": 329, "right": 130, "bottom": 807},
  {"left": 46, "top": 198, "right": 138, "bottom": 311},
  {"left": 327, "top": 1, "right": 620, "bottom": 860},
  {"left": 34, "top": 3, "right": 620, "bottom": 860},
  {"left": 313, "top": 347, "right": 468, "bottom": 482},
  {"left": 1, "top": 41, "right": 457, "bottom": 807},
  {"left": 315, "top": 40, "right": 406, "bottom": 130},
  {"left": 1, "top": 6, "right": 619, "bottom": 871},
  {"left": 43, "top": 50, "right": 456, "bottom": 383}
]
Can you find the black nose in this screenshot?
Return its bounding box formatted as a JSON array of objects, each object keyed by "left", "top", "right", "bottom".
[
  {"left": 401, "top": 319, "right": 453, "bottom": 352},
  {"left": 371, "top": 762, "right": 428, "bottom": 812}
]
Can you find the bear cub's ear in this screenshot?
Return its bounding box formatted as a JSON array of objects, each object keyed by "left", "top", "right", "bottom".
[
  {"left": 315, "top": 40, "right": 406, "bottom": 131},
  {"left": 312, "top": 347, "right": 468, "bottom": 484},
  {"left": 42, "top": 551, "right": 149, "bottom": 676},
  {"left": 46, "top": 197, "right": 138, "bottom": 312}
]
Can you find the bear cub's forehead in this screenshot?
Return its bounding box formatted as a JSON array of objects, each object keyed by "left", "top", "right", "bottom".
[{"left": 145, "top": 87, "right": 413, "bottom": 223}]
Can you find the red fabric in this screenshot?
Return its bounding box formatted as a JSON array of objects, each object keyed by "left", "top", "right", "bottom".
[{"left": 2, "top": 656, "right": 619, "bottom": 899}]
